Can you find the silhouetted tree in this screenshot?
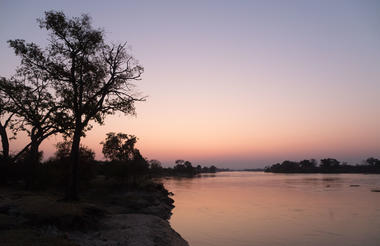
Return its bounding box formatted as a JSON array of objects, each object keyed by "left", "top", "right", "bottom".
[
  {"left": 184, "top": 161, "right": 192, "bottom": 167},
  {"left": 320, "top": 158, "right": 340, "bottom": 169},
  {"left": 101, "top": 132, "right": 138, "bottom": 161},
  {"left": 266, "top": 157, "right": 380, "bottom": 174},
  {"left": 101, "top": 132, "right": 148, "bottom": 180},
  {"left": 8, "top": 11, "right": 144, "bottom": 200},
  {"left": 0, "top": 86, "right": 13, "bottom": 162},
  {"left": 172, "top": 160, "right": 202, "bottom": 175},
  {"left": 299, "top": 159, "right": 317, "bottom": 169},
  {"left": 366, "top": 157, "right": 380, "bottom": 167},
  {"left": 174, "top": 160, "right": 186, "bottom": 172},
  {"left": 0, "top": 79, "right": 29, "bottom": 162},
  {"left": 0, "top": 91, "right": 14, "bottom": 184},
  {"left": 196, "top": 165, "right": 202, "bottom": 173},
  {"left": 175, "top": 160, "right": 185, "bottom": 165},
  {"left": 0, "top": 73, "right": 68, "bottom": 187},
  {"left": 149, "top": 159, "right": 163, "bottom": 173},
  {"left": 281, "top": 160, "right": 300, "bottom": 170},
  {"left": 209, "top": 165, "right": 217, "bottom": 173},
  {"left": 52, "top": 141, "right": 96, "bottom": 184},
  {"left": 54, "top": 141, "right": 95, "bottom": 162},
  {"left": 183, "top": 161, "right": 197, "bottom": 175}
]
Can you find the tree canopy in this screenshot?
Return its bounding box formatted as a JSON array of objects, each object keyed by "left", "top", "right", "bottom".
[
  {"left": 101, "top": 132, "right": 140, "bottom": 162},
  {"left": 3, "top": 10, "right": 144, "bottom": 199}
]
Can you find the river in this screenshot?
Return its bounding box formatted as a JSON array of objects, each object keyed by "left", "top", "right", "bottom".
[{"left": 162, "top": 171, "right": 380, "bottom": 246}]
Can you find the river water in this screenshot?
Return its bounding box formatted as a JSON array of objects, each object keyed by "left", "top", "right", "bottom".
[{"left": 162, "top": 172, "right": 380, "bottom": 246}]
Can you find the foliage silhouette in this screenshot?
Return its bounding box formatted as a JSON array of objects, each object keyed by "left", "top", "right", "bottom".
[
  {"left": 5, "top": 11, "right": 144, "bottom": 200},
  {"left": 148, "top": 159, "right": 219, "bottom": 177},
  {"left": 366, "top": 157, "right": 380, "bottom": 167},
  {"left": 0, "top": 73, "right": 69, "bottom": 187},
  {"left": 265, "top": 157, "right": 380, "bottom": 173},
  {"left": 101, "top": 132, "right": 149, "bottom": 184},
  {"left": 101, "top": 132, "right": 139, "bottom": 161},
  {"left": 0, "top": 85, "right": 13, "bottom": 161}
]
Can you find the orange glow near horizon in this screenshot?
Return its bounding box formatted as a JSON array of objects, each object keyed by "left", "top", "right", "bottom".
[
  {"left": 10, "top": 93, "right": 380, "bottom": 168},
  {"left": 2, "top": 1, "right": 380, "bottom": 168}
]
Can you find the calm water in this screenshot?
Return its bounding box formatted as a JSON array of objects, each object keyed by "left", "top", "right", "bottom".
[{"left": 162, "top": 172, "right": 380, "bottom": 246}]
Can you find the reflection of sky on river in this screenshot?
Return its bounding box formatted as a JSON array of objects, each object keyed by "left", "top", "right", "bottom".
[{"left": 163, "top": 172, "right": 380, "bottom": 246}]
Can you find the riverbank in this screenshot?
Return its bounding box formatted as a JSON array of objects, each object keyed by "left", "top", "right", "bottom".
[{"left": 0, "top": 178, "right": 188, "bottom": 246}]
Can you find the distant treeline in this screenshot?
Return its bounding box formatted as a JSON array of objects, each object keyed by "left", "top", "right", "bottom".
[
  {"left": 149, "top": 159, "right": 222, "bottom": 177},
  {"left": 265, "top": 157, "right": 380, "bottom": 174},
  {"left": 1, "top": 132, "right": 222, "bottom": 190}
]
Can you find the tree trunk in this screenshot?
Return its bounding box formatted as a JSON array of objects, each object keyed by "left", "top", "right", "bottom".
[
  {"left": 66, "top": 126, "right": 82, "bottom": 201},
  {"left": 0, "top": 123, "right": 9, "bottom": 185},
  {"left": 0, "top": 123, "right": 9, "bottom": 160},
  {"left": 26, "top": 137, "right": 40, "bottom": 189}
]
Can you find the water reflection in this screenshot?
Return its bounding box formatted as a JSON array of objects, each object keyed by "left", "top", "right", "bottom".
[{"left": 163, "top": 172, "right": 380, "bottom": 246}]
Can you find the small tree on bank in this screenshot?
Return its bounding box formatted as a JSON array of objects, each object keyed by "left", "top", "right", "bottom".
[
  {"left": 52, "top": 141, "right": 96, "bottom": 184},
  {"left": 8, "top": 11, "right": 144, "bottom": 200},
  {"left": 102, "top": 132, "right": 139, "bottom": 162},
  {"left": 101, "top": 132, "right": 149, "bottom": 181}
]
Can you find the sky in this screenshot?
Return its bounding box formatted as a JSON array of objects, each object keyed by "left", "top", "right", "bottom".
[{"left": 0, "top": 0, "right": 379, "bottom": 168}]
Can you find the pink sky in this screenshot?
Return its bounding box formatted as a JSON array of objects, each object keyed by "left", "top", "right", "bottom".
[{"left": 1, "top": 1, "right": 379, "bottom": 168}]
